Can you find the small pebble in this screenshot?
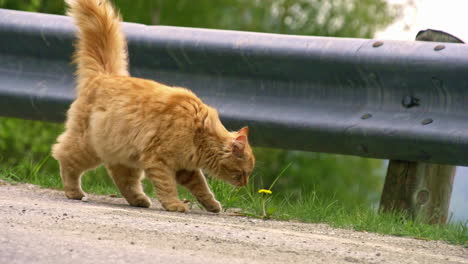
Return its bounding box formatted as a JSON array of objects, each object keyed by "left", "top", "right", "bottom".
[{"left": 344, "top": 256, "right": 359, "bottom": 263}]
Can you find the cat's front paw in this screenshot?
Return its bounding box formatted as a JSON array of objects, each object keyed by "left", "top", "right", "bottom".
[
  {"left": 64, "top": 188, "right": 86, "bottom": 200},
  {"left": 200, "top": 199, "right": 222, "bottom": 213},
  {"left": 129, "top": 195, "right": 152, "bottom": 208},
  {"left": 163, "top": 201, "right": 189, "bottom": 213}
]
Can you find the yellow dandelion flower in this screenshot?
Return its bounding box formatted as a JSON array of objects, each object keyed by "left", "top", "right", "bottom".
[{"left": 258, "top": 189, "right": 272, "bottom": 194}]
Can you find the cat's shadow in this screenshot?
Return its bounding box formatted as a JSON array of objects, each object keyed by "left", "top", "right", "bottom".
[{"left": 69, "top": 195, "right": 218, "bottom": 216}]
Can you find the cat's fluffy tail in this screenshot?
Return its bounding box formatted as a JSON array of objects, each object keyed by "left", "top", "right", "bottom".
[{"left": 66, "top": 0, "right": 128, "bottom": 87}]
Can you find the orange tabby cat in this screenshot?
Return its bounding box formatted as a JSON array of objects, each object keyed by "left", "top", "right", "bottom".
[{"left": 52, "top": 0, "right": 255, "bottom": 213}]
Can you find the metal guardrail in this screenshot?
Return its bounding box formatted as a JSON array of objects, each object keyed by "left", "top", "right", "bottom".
[{"left": 1, "top": 9, "right": 467, "bottom": 166}]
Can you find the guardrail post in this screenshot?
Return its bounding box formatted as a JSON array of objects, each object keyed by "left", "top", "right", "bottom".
[
  {"left": 379, "top": 29, "right": 462, "bottom": 224},
  {"left": 380, "top": 161, "right": 456, "bottom": 223}
]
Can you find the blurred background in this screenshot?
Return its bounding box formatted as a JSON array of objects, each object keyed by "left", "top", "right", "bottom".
[{"left": 0, "top": 0, "right": 465, "bottom": 222}]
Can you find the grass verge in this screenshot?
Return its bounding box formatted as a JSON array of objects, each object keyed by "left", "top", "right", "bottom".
[{"left": 1, "top": 156, "right": 467, "bottom": 247}]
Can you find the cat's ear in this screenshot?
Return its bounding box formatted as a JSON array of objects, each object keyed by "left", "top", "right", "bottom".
[
  {"left": 238, "top": 126, "right": 249, "bottom": 137},
  {"left": 233, "top": 135, "right": 247, "bottom": 157},
  {"left": 232, "top": 127, "right": 249, "bottom": 157}
]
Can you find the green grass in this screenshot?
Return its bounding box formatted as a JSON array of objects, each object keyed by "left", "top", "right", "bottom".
[{"left": 1, "top": 155, "right": 467, "bottom": 247}]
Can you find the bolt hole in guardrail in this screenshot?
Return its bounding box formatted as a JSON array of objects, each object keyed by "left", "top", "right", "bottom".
[
  {"left": 434, "top": 44, "right": 445, "bottom": 51},
  {"left": 402, "top": 95, "right": 420, "bottom": 108},
  {"left": 421, "top": 118, "right": 433, "bottom": 125},
  {"left": 372, "top": 41, "right": 384, "bottom": 48}
]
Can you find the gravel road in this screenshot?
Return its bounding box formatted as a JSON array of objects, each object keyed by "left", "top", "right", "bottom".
[{"left": 0, "top": 181, "right": 466, "bottom": 264}]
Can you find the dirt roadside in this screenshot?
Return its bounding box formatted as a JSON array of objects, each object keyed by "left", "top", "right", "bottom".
[{"left": 0, "top": 181, "right": 466, "bottom": 264}]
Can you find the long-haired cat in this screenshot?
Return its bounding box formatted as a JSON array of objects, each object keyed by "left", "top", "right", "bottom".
[{"left": 52, "top": 0, "right": 255, "bottom": 213}]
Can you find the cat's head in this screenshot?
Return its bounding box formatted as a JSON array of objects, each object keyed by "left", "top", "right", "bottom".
[{"left": 216, "top": 127, "right": 255, "bottom": 187}]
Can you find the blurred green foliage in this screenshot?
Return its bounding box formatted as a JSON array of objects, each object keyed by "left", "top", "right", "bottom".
[
  {"left": 0, "top": 118, "right": 62, "bottom": 172},
  {"left": 0, "top": 0, "right": 400, "bottom": 207},
  {"left": 254, "top": 148, "right": 385, "bottom": 205},
  {"left": 0, "top": 0, "right": 399, "bottom": 38},
  {"left": 0, "top": 0, "right": 64, "bottom": 13}
]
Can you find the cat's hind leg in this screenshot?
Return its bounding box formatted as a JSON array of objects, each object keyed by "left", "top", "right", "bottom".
[
  {"left": 176, "top": 169, "right": 222, "bottom": 213},
  {"left": 52, "top": 134, "right": 101, "bottom": 200},
  {"left": 106, "top": 164, "right": 151, "bottom": 208}
]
